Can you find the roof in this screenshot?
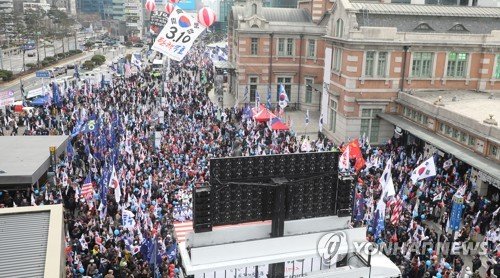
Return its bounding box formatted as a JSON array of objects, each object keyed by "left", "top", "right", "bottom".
[
  {"left": 213, "top": 60, "right": 236, "bottom": 69},
  {"left": 0, "top": 136, "right": 68, "bottom": 186},
  {"left": 378, "top": 113, "right": 500, "bottom": 186},
  {"left": 411, "top": 90, "right": 500, "bottom": 127},
  {"left": 232, "top": 6, "right": 313, "bottom": 23},
  {"left": 0, "top": 205, "right": 65, "bottom": 278},
  {"left": 348, "top": 2, "right": 500, "bottom": 18}
]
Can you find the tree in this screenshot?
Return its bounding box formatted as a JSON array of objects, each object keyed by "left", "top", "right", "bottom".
[
  {"left": 91, "top": 55, "right": 106, "bottom": 66},
  {"left": 0, "top": 70, "right": 13, "bottom": 81},
  {"left": 82, "top": 60, "right": 95, "bottom": 70}
]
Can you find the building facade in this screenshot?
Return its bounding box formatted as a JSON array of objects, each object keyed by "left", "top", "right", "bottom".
[
  {"left": 77, "top": 0, "right": 104, "bottom": 17},
  {"left": 124, "top": 0, "right": 143, "bottom": 38},
  {"left": 229, "top": 0, "right": 331, "bottom": 111},
  {"left": 320, "top": 0, "right": 500, "bottom": 146}
]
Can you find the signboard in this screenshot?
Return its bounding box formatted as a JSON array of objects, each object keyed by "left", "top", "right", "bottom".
[
  {"left": 0, "top": 90, "right": 14, "bottom": 100},
  {"left": 449, "top": 195, "right": 463, "bottom": 232},
  {"left": 151, "top": 8, "right": 206, "bottom": 61},
  {"left": 150, "top": 11, "right": 169, "bottom": 29},
  {"left": 477, "top": 170, "right": 500, "bottom": 189},
  {"left": 36, "top": 70, "right": 51, "bottom": 78},
  {"left": 0, "top": 90, "right": 15, "bottom": 106},
  {"left": 27, "top": 86, "right": 49, "bottom": 99},
  {"left": 49, "top": 146, "right": 56, "bottom": 172},
  {"left": 0, "top": 97, "right": 14, "bottom": 106}
]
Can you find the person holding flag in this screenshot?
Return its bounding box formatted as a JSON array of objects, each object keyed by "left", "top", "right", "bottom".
[{"left": 278, "top": 84, "right": 289, "bottom": 109}]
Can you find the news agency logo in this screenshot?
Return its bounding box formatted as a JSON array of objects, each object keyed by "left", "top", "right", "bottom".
[{"left": 317, "top": 231, "right": 348, "bottom": 265}]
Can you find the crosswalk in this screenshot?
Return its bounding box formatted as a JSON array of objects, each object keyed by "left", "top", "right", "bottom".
[{"left": 173, "top": 220, "right": 273, "bottom": 243}]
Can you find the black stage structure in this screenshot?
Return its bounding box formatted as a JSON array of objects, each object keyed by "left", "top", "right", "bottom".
[{"left": 192, "top": 151, "right": 355, "bottom": 277}]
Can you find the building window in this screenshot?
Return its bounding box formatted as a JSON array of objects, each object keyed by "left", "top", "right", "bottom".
[
  {"left": 412, "top": 52, "right": 433, "bottom": 77},
  {"left": 468, "top": 136, "right": 476, "bottom": 147},
  {"left": 307, "top": 39, "right": 316, "bottom": 58},
  {"left": 452, "top": 128, "right": 460, "bottom": 140},
  {"left": 249, "top": 77, "right": 258, "bottom": 102},
  {"left": 329, "top": 98, "right": 337, "bottom": 132},
  {"left": 332, "top": 47, "right": 342, "bottom": 72},
  {"left": 252, "top": 3, "right": 257, "bottom": 15},
  {"left": 495, "top": 55, "right": 500, "bottom": 79},
  {"left": 278, "top": 38, "right": 285, "bottom": 56},
  {"left": 365, "top": 51, "right": 375, "bottom": 76},
  {"left": 251, "top": 38, "right": 258, "bottom": 55},
  {"left": 335, "top": 19, "right": 344, "bottom": 37},
  {"left": 276, "top": 77, "right": 292, "bottom": 101},
  {"left": 447, "top": 52, "right": 468, "bottom": 77},
  {"left": 490, "top": 145, "right": 498, "bottom": 157},
  {"left": 305, "top": 78, "right": 313, "bottom": 103},
  {"left": 460, "top": 132, "right": 468, "bottom": 144},
  {"left": 360, "top": 108, "right": 382, "bottom": 143},
  {"left": 286, "top": 38, "right": 294, "bottom": 56},
  {"left": 439, "top": 122, "right": 445, "bottom": 133},
  {"left": 364, "top": 51, "right": 388, "bottom": 77},
  {"left": 377, "top": 52, "right": 388, "bottom": 77}
]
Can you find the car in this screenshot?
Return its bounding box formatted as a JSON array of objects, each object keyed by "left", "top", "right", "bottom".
[
  {"left": 27, "top": 51, "right": 36, "bottom": 57},
  {"left": 53, "top": 67, "right": 66, "bottom": 76}
]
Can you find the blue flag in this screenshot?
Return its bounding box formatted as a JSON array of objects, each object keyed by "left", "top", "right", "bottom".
[
  {"left": 81, "top": 118, "right": 98, "bottom": 134},
  {"left": 99, "top": 168, "right": 109, "bottom": 207},
  {"left": 52, "top": 82, "right": 62, "bottom": 108},
  {"left": 66, "top": 141, "right": 74, "bottom": 158},
  {"left": 266, "top": 86, "right": 272, "bottom": 109}
]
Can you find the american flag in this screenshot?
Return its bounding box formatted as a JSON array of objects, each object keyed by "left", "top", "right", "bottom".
[
  {"left": 390, "top": 195, "right": 403, "bottom": 225},
  {"left": 81, "top": 174, "right": 93, "bottom": 199}
]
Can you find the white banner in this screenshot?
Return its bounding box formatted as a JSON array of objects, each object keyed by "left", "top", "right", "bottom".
[
  {"left": 0, "top": 97, "right": 14, "bottom": 106},
  {"left": 151, "top": 7, "right": 206, "bottom": 61}
]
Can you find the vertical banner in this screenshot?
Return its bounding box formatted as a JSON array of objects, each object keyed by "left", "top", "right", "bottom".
[
  {"left": 151, "top": 7, "right": 206, "bottom": 61},
  {"left": 449, "top": 194, "right": 463, "bottom": 232}
]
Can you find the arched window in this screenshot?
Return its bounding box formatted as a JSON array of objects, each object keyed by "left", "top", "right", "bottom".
[
  {"left": 449, "top": 24, "right": 469, "bottom": 33},
  {"left": 414, "top": 23, "right": 434, "bottom": 32},
  {"left": 252, "top": 4, "right": 257, "bottom": 15},
  {"left": 335, "top": 19, "right": 344, "bottom": 37}
]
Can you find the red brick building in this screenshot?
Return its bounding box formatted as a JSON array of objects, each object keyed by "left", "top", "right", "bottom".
[
  {"left": 322, "top": 0, "right": 500, "bottom": 146},
  {"left": 228, "top": 0, "right": 331, "bottom": 111}
]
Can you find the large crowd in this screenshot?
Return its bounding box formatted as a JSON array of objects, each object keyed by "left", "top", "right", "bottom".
[{"left": 0, "top": 38, "right": 499, "bottom": 278}]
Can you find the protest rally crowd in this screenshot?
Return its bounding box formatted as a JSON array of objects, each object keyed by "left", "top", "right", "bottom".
[{"left": 0, "top": 36, "right": 499, "bottom": 278}]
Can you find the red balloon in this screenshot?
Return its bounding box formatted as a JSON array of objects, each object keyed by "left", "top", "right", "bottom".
[
  {"left": 197, "top": 7, "right": 216, "bottom": 28},
  {"left": 145, "top": 0, "right": 156, "bottom": 12},
  {"left": 165, "top": 2, "right": 175, "bottom": 14},
  {"left": 169, "top": 0, "right": 180, "bottom": 3}
]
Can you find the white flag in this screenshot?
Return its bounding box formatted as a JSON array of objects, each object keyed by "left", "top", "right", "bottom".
[
  {"left": 410, "top": 157, "right": 437, "bottom": 183},
  {"left": 300, "top": 138, "right": 312, "bottom": 152},
  {"left": 151, "top": 7, "right": 206, "bottom": 61},
  {"left": 443, "top": 159, "right": 453, "bottom": 170},
  {"left": 339, "top": 146, "right": 350, "bottom": 171},
  {"left": 380, "top": 158, "right": 395, "bottom": 198},
  {"left": 122, "top": 209, "right": 136, "bottom": 229},
  {"left": 432, "top": 192, "right": 443, "bottom": 202},
  {"left": 109, "top": 166, "right": 121, "bottom": 203}
]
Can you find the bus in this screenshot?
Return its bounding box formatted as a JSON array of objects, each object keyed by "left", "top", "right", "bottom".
[{"left": 151, "top": 59, "right": 163, "bottom": 78}]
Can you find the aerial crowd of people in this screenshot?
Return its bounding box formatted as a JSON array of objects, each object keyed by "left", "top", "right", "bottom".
[{"left": 0, "top": 36, "right": 498, "bottom": 278}]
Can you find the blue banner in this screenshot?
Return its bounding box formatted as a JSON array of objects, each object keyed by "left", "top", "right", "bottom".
[{"left": 449, "top": 195, "right": 464, "bottom": 232}]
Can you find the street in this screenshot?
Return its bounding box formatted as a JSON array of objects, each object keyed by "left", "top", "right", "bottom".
[
  {"left": 0, "top": 32, "right": 96, "bottom": 74},
  {"left": 0, "top": 46, "right": 139, "bottom": 101}
]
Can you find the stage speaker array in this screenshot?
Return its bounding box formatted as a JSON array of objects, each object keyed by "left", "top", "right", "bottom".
[
  {"left": 193, "top": 187, "right": 213, "bottom": 233},
  {"left": 204, "top": 152, "right": 340, "bottom": 228},
  {"left": 336, "top": 176, "right": 355, "bottom": 217}
]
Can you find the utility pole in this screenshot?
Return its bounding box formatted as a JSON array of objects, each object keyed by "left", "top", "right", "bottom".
[{"left": 36, "top": 32, "right": 41, "bottom": 66}]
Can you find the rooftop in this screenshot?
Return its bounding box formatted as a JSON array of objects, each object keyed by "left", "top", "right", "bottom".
[
  {"left": 0, "top": 205, "right": 65, "bottom": 278},
  {"left": 412, "top": 90, "right": 500, "bottom": 125},
  {"left": 0, "top": 136, "right": 68, "bottom": 186},
  {"left": 232, "top": 6, "right": 314, "bottom": 23},
  {"left": 348, "top": 1, "right": 500, "bottom": 18}
]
